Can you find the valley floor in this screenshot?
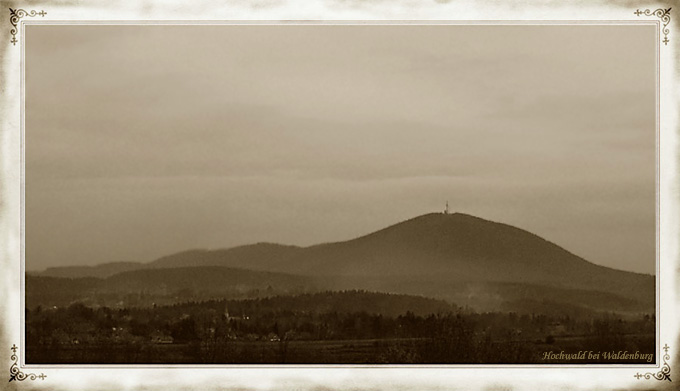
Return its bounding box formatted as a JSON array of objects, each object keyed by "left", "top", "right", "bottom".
[
  {"left": 25, "top": 290, "right": 656, "bottom": 365},
  {"left": 26, "top": 334, "right": 655, "bottom": 364}
]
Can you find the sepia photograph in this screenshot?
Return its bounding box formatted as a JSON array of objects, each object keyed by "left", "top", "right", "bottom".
[
  {"left": 1, "top": 1, "right": 678, "bottom": 390},
  {"left": 22, "top": 24, "right": 657, "bottom": 365}
]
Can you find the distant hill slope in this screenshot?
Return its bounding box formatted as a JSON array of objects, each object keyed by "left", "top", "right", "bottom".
[
  {"left": 276, "top": 213, "right": 654, "bottom": 303},
  {"left": 35, "top": 261, "right": 145, "bottom": 279},
  {"left": 26, "top": 266, "right": 317, "bottom": 309},
  {"left": 32, "top": 213, "right": 654, "bottom": 312},
  {"left": 25, "top": 276, "right": 101, "bottom": 309},
  {"left": 102, "top": 265, "right": 314, "bottom": 293},
  {"left": 146, "top": 243, "right": 303, "bottom": 270},
  {"left": 37, "top": 244, "right": 302, "bottom": 279},
  {"left": 225, "top": 290, "right": 459, "bottom": 318},
  {"left": 25, "top": 272, "right": 649, "bottom": 317}
]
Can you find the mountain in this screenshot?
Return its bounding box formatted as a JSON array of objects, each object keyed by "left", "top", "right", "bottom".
[
  {"left": 35, "top": 261, "right": 145, "bottom": 279},
  {"left": 31, "top": 212, "right": 655, "bottom": 312},
  {"left": 26, "top": 266, "right": 317, "bottom": 309},
  {"left": 276, "top": 213, "right": 654, "bottom": 303},
  {"left": 102, "top": 265, "right": 314, "bottom": 293},
  {"left": 147, "top": 243, "right": 303, "bottom": 270},
  {"left": 36, "top": 244, "right": 302, "bottom": 279}
]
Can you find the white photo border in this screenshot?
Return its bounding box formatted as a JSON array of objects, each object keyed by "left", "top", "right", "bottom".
[{"left": 1, "top": 1, "right": 677, "bottom": 390}]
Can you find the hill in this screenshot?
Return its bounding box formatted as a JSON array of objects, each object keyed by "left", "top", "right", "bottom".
[
  {"left": 147, "top": 243, "right": 303, "bottom": 270},
  {"left": 26, "top": 266, "right": 317, "bottom": 309},
  {"left": 35, "top": 261, "right": 145, "bottom": 279},
  {"left": 36, "top": 244, "right": 302, "bottom": 278},
  {"left": 276, "top": 213, "right": 654, "bottom": 304},
  {"left": 168, "top": 290, "right": 459, "bottom": 318},
  {"left": 30, "top": 212, "right": 655, "bottom": 313}
]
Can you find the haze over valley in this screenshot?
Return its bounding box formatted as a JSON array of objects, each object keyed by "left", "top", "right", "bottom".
[{"left": 29, "top": 212, "right": 654, "bottom": 315}]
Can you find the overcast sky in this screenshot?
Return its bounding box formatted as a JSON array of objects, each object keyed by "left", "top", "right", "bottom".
[{"left": 25, "top": 25, "right": 656, "bottom": 274}]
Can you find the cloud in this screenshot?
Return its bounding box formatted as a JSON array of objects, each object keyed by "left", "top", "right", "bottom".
[{"left": 24, "top": 24, "right": 656, "bottom": 273}]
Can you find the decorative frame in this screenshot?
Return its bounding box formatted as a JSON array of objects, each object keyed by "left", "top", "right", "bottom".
[
  {"left": 1, "top": 1, "right": 677, "bottom": 391},
  {"left": 9, "top": 345, "right": 45, "bottom": 382},
  {"left": 635, "top": 8, "right": 672, "bottom": 45},
  {"left": 8, "top": 8, "right": 46, "bottom": 46},
  {"left": 634, "top": 344, "right": 671, "bottom": 382}
]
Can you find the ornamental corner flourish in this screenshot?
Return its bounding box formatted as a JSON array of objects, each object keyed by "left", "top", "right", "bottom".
[
  {"left": 635, "top": 7, "right": 672, "bottom": 45},
  {"left": 9, "top": 345, "right": 46, "bottom": 383},
  {"left": 634, "top": 344, "right": 672, "bottom": 382},
  {"left": 8, "top": 8, "right": 46, "bottom": 46}
]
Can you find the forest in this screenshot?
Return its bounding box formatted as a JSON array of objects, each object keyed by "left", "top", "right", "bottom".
[{"left": 25, "top": 290, "right": 655, "bottom": 364}]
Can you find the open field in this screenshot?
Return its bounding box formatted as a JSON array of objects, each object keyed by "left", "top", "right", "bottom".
[{"left": 27, "top": 334, "right": 655, "bottom": 365}]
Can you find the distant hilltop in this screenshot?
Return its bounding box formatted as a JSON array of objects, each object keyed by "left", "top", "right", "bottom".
[
  {"left": 34, "top": 212, "right": 653, "bottom": 298},
  {"left": 29, "top": 212, "right": 654, "bottom": 314}
]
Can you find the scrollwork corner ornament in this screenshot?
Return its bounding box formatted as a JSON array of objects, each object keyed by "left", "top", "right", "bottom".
[
  {"left": 9, "top": 345, "right": 46, "bottom": 383},
  {"left": 635, "top": 344, "right": 671, "bottom": 382},
  {"left": 9, "top": 8, "right": 47, "bottom": 46},
  {"left": 635, "top": 7, "right": 672, "bottom": 45}
]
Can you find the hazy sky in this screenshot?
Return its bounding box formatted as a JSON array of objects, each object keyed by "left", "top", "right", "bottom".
[{"left": 25, "top": 25, "right": 656, "bottom": 274}]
